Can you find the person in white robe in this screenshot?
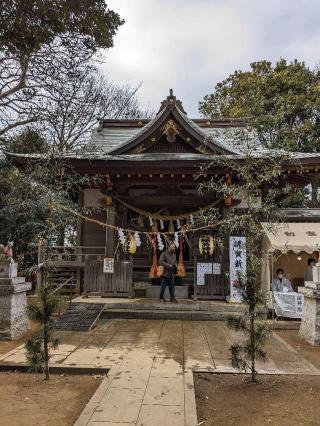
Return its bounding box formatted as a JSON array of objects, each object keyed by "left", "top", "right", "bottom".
[{"left": 272, "top": 268, "right": 294, "bottom": 292}]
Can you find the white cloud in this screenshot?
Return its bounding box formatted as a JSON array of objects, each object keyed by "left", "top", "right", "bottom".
[{"left": 103, "top": 0, "right": 320, "bottom": 116}]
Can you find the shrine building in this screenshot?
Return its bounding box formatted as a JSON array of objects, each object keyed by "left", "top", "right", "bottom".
[{"left": 9, "top": 91, "right": 320, "bottom": 301}]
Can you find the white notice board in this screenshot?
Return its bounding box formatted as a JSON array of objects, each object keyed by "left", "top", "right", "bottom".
[{"left": 196, "top": 262, "right": 221, "bottom": 285}]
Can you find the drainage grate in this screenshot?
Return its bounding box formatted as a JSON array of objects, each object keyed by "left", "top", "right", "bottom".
[{"left": 55, "top": 303, "right": 105, "bottom": 331}]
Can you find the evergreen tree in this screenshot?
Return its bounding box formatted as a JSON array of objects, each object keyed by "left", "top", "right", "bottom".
[
  {"left": 199, "top": 129, "right": 292, "bottom": 382},
  {"left": 25, "top": 270, "right": 59, "bottom": 380},
  {"left": 200, "top": 59, "right": 320, "bottom": 205}
]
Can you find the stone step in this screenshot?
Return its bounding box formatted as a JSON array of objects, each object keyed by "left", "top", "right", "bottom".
[
  {"left": 102, "top": 301, "right": 267, "bottom": 314},
  {"left": 101, "top": 309, "right": 243, "bottom": 321}
]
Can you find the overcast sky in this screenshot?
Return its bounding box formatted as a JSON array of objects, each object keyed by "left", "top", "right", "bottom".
[{"left": 103, "top": 0, "right": 320, "bottom": 117}]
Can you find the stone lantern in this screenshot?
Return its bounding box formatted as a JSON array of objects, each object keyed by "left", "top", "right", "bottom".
[
  {"left": 298, "top": 262, "right": 320, "bottom": 346},
  {"left": 0, "top": 260, "right": 31, "bottom": 340}
]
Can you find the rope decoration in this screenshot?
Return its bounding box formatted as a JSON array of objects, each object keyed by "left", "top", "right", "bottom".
[
  {"left": 50, "top": 203, "right": 225, "bottom": 236},
  {"left": 114, "top": 197, "right": 223, "bottom": 221}
]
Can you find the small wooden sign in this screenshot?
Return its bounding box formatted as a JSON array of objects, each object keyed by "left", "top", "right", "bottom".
[{"left": 103, "top": 257, "right": 114, "bottom": 274}]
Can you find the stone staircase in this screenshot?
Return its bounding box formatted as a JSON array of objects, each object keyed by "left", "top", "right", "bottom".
[{"left": 100, "top": 300, "right": 268, "bottom": 321}]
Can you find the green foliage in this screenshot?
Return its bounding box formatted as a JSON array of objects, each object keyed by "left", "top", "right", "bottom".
[
  {"left": 25, "top": 279, "right": 59, "bottom": 379},
  {"left": 4, "top": 128, "right": 49, "bottom": 154},
  {"left": 280, "top": 187, "right": 309, "bottom": 208},
  {"left": 200, "top": 129, "right": 292, "bottom": 382},
  {"left": 0, "top": 153, "right": 80, "bottom": 261},
  {"left": 200, "top": 59, "right": 320, "bottom": 153},
  {"left": 0, "top": 0, "right": 123, "bottom": 56}
]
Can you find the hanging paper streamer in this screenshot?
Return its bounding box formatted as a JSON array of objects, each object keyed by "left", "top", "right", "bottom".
[
  {"left": 176, "top": 219, "right": 181, "bottom": 230},
  {"left": 160, "top": 219, "right": 164, "bottom": 230},
  {"left": 190, "top": 214, "right": 194, "bottom": 226},
  {"left": 174, "top": 232, "right": 179, "bottom": 248},
  {"left": 149, "top": 216, "right": 153, "bottom": 226},
  {"left": 157, "top": 233, "right": 165, "bottom": 251},
  {"left": 118, "top": 228, "right": 126, "bottom": 245},
  {"left": 134, "top": 231, "right": 142, "bottom": 247}
]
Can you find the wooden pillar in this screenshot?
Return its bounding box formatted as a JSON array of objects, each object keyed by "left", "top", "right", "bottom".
[
  {"left": 104, "top": 174, "right": 116, "bottom": 258},
  {"left": 105, "top": 197, "right": 116, "bottom": 257},
  {"left": 225, "top": 174, "right": 232, "bottom": 206},
  {"left": 76, "top": 268, "right": 81, "bottom": 296},
  {"left": 222, "top": 206, "right": 231, "bottom": 298}
]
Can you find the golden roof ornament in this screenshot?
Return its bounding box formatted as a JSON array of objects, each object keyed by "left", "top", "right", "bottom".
[{"left": 162, "top": 119, "right": 180, "bottom": 143}]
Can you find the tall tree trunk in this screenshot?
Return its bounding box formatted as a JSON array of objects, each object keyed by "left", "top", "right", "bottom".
[
  {"left": 311, "top": 178, "right": 319, "bottom": 207},
  {"left": 57, "top": 227, "right": 65, "bottom": 246},
  {"left": 44, "top": 323, "right": 49, "bottom": 380},
  {"left": 250, "top": 307, "right": 256, "bottom": 383}
]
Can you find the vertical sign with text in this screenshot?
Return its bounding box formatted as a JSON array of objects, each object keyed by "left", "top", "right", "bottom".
[
  {"left": 229, "top": 236, "right": 246, "bottom": 302},
  {"left": 103, "top": 257, "right": 115, "bottom": 274}
]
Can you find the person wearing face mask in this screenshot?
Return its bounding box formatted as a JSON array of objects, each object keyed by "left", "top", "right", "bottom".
[{"left": 272, "top": 268, "right": 294, "bottom": 293}]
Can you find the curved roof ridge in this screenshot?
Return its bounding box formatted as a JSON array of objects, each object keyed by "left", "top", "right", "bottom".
[{"left": 108, "top": 106, "right": 168, "bottom": 154}]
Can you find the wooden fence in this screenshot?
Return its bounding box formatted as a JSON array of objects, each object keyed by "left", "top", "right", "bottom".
[{"left": 84, "top": 259, "right": 133, "bottom": 297}]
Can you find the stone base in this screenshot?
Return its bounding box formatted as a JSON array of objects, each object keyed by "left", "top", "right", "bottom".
[
  {"left": 0, "top": 278, "right": 32, "bottom": 340},
  {"left": 298, "top": 284, "right": 320, "bottom": 346},
  {"left": 146, "top": 285, "right": 189, "bottom": 299}
]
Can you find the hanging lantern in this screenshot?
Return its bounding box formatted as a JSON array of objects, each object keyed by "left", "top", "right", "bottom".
[
  {"left": 199, "top": 234, "right": 214, "bottom": 256},
  {"left": 168, "top": 221, "right": 174, "bottom": 233}
]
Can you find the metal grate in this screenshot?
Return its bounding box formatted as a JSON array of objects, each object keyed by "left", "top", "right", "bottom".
[{"left": 55, "top": 303, "right": 105, "bottom": 331}]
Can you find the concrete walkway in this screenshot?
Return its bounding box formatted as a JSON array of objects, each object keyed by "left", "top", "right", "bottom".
[{"left": 0, "top": 320, "right": 319, "bottom": 426}]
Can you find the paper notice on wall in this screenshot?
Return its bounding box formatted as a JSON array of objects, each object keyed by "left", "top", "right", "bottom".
[
  {"left": 212, "top": 263, "right": 221, "bottom": 275},
  {"left": 196, "top": 262, "right": 221, "bottom": 286},
  {"left": 196, "top": 262, "right": 212, "bottom": 285},
  {"left": 229, "top": 236, "right": 246, "bottom": 302}
]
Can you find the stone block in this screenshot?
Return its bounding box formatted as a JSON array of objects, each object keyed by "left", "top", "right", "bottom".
[
  {"left": 146, "top": 285, "right": 188, "bottom": 299},
  {"left": 0, "top": 261, "right": 18, "bottom": 279},
  {"left": 0, "top": 277, "right": 31, "bottom": 340},
  {"left": 299, "top": 282, "right": 320, "bottom": 346}
]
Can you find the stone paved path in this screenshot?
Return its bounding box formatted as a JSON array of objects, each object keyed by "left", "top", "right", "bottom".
[{"left": 0, "top": 320, "right": 319, "bottom": 426}]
